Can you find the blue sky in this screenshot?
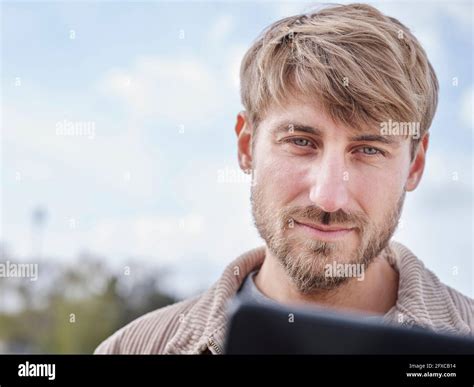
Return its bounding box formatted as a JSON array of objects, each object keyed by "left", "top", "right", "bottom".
[{"left": 1, "top": 0, "right": 472, "bottom": 298}]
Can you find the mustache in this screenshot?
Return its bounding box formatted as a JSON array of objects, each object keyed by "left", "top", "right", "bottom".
[{"left": 283, "top": 205, "right": 369, "bottom": 230}]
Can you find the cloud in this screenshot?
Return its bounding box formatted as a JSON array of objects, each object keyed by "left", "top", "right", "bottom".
[
  {"left": 3, "top": 101, "right": 161, "bottom": 199},
  {"left": 3, "top": 155, "right": 261, "bottom": 297},
  {"left": 442, "top": 2, "right": 473, "bottom": 31},
  {"left": 98, "top": 56, "right": 223, "bottom": 126},
  {"left": 422, "top": 147, "right": 472, "bottom": 187},
  {"left": 226, "top": 44, "right": 248, "bottom": 91},
  {"left": 274, "top": 1, "right": 313, "bottom": 19},
  {"left": 87, "top": 214, "right": 206, "bottom": 262},
  {"left": 207, "top": 14, "right": 234, "bottom": 44},
  {"left": 461, "top": 86, "right": 473, "bottom": 129},
  {"left": 81, "top": 157, "right": 261, "bottom": 296}
]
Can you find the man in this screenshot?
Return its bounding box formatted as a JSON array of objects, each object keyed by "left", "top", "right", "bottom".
[{"left": 95, "top": 3, "right": 473, "bottom": 354}]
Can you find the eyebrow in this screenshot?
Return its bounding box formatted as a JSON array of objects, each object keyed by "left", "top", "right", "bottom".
[
  {"left": 349, "top": 134, "right": 399, "bottom": 145},
  {"left": 272, "top": 122, "right": 400, "bottom": 145},
  {"left": 272, "top": 123, "right": 323, "bottom": 137}
]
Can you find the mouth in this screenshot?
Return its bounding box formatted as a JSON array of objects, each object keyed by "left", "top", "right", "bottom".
[{"left": 293, "top": 220, "right": 355, "bottom": 241}]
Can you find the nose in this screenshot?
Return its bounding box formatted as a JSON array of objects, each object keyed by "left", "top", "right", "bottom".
[{"left": 309, "top": 152, "right": 350, "bottom": 213}]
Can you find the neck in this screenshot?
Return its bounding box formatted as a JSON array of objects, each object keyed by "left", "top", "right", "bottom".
[{"left": 253, "top": 247, "right": 399, "bottom": 316}]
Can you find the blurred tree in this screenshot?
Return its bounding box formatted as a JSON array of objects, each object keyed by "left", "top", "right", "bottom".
[{"left": 0, "top": 250, "right": 176, "bottom": 353}]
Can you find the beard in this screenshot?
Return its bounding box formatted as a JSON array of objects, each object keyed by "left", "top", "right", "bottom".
[{"left": 251, "top": 184, "right": 404, "bottom": 294}]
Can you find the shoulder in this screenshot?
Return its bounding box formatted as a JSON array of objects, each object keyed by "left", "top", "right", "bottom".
[
  {"left": 93, "top": 246, "right": 266, "bottom": 354},
  {"left": 390, "top": 241, "right": 474, "bottom": 335},
  {"left": 445, "top": 285, "right": 474, "bottom": 333},
  {"left": 94, "top": 295, "right": 201, "bottom": 354}
]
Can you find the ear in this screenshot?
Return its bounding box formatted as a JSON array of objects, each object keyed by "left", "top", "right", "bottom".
[
  {"left": 405, "top": 133, "right": 429, "bottom": 192},
  {"left": 235, "top": 111, "right": 254, "bottom": 173}
]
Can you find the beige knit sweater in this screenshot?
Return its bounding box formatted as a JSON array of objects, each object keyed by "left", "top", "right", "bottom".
[{"left": 94, "top": 241, "right": 473, "bottom": 354}]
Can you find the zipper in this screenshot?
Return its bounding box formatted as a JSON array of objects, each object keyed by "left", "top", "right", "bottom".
[{"left": 207, "top": 337, "right": 223, "bottom": 354}]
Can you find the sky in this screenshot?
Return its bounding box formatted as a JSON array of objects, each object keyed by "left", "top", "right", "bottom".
[{"left": 1, "top": 0, "right": 473, "bottom": 298}]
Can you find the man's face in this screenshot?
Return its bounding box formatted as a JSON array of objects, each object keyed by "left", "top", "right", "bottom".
[{"left": 249, "top": 97, "right": 415, "bottom": 293}]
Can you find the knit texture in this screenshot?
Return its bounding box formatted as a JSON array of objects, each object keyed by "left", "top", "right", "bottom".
[{"left": 94, "top": 241, "right": 473, "bottom": 354}]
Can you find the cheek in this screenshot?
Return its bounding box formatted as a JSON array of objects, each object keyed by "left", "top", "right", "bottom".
[
  {"left": 255, "top": 152, "right": 307, "bottom": 204},
  {"left": 350, "top": 166, "right": 406, "bottom": 220}
]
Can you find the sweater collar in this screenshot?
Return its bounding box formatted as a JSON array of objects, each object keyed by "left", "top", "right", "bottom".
[
  {"left": 382, "top": 241, "right": 471, "bottom": 335},
  {"left": 164, "top": 241, "right": 470, "bottom": 354},
  {"left": 164, "top": 246, "right": 266, "bottom": 354}
]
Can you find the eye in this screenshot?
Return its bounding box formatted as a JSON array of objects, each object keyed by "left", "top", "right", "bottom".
[
  {"left": 356, "top": 146, "right": 384, "bottom": 156},
  {"left": 286, "top": 137, "right": 314, "bottom": 148}
]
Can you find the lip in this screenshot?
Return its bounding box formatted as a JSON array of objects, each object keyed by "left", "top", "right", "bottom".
[{"left": 293, "top": 220, "right": 355, "bottom": 241}]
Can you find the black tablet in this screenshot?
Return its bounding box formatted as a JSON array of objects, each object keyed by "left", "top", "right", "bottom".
[{"left": 224, "top": 299, "right": 474, "bottom": 354}]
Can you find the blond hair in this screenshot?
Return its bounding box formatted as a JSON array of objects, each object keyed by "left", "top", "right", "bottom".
[{"left": 240, "top": 3, "right": 439, "bottom": 155}]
